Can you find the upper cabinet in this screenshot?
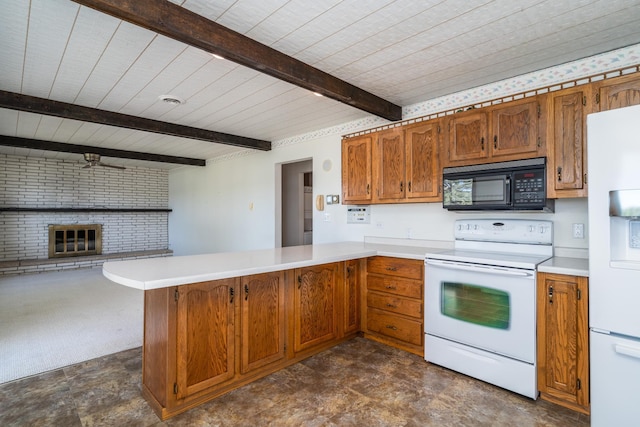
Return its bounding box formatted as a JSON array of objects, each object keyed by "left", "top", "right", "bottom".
[
  {"left": 341, "top": 72, "right": 640, "bottom": 204},
  {"left": 375, "top": 128, "right": 406, "bottom": 201},
  {"left": 445, "top": 110, "right": 488, "bottom": 163},
  {"left": 343, "top": 119, "right": 442, "bottom": 205},
  {"left": 596, "top": 73, "right": 640, "bottom": 111},
  {"left": 373, "top": 121, "right": 442, "bottom": 203},
  {"left": 405, "top": 121, "right": 442, "bottom": 200},
  {"left": 341, "top": 134, "right": 373, "bottom": 203},
  {"left": 444, "top": 97, "right": 545, "bottom": 166},
  {"left": 489, "top": 97, "right": 545, "bottom": 159},
  {"left": 547, "top": 85, "right": 592, "bottom": 198}
]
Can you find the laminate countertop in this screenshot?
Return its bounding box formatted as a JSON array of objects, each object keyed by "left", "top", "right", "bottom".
[
  {"left": 538, "top": 257, "right": 589, "bottom": 277},
  {"left": 103, "top": 241, "right": 447, "bottom": 291}
]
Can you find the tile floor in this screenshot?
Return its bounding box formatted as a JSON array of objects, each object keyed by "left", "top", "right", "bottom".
[{"left": 0, "top": 337, "right": 590, "bottom": 426}]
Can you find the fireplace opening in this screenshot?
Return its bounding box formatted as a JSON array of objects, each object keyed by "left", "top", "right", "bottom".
[{"left": 48, "top": 224, "right": 102, "bottom": 258}]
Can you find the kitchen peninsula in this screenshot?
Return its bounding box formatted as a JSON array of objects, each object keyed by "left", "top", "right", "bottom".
[{"left": 103, "top": 241, "right": 444, "bottom": 420}]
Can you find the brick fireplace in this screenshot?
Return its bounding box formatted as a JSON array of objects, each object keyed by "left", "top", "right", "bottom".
[{"left": 0, "top": 154, "right": 173, "bottom": 276}]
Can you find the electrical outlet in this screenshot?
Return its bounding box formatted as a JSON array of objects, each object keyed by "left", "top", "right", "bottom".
[{"left": 573, "top": 223, "right": 585, "bottom": 239}]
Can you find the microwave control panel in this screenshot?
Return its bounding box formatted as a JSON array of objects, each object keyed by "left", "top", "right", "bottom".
[{"left": 512, "top": 169, "right": 545, "bottom": 206}]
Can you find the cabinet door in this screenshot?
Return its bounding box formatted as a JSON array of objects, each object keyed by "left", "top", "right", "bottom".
[
  {"left": 342, "top": 135, "right": 372, "bottom": 203},
  {"left": 597, "top": 73, "right": 640, "bottom": 111},
  {"left": 375, "top": 128, "right": 406, "bottom": 201},
  {"left": 294, "top": 263, "right": 339, "bottom": 353},
  {"left": 490, "top": 99, "right": 541, "bottom": 158},
  {"left": 240, "top": 272, "right": 286, "bottom": 375},
  {"left": 405, "top": 120, "right": 441, "bottom": 200},
  {"left": 176, "top": 278, "right": 237, "bottom": 399},
  {"left": 344, "top": 259, "right": 361, "bottom": 335},
  {"left": 446, "top": 111, "right": 488, "bottom": 163},
  {"left": 537, "top": 273, "right": 589, "bottom": 414},
  {"left": 549, "top": 87, "right": 589, "bottom": 197}
]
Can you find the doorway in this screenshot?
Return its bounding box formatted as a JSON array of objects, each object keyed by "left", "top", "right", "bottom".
[{"left": 281, "top": 160, "right": 313, "bottom": 247}]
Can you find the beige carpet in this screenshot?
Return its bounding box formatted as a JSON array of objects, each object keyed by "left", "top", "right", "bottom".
[{"left": 0, "top": 267, "right": 143, "bottom": 384}]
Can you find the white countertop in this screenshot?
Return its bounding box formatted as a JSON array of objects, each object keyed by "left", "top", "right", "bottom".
[
  {"left": 103, "top": 241, "right": 447, "bottom": 290},
  {"left": 538, "top": 257, "right": 589, "bottom": 277}
]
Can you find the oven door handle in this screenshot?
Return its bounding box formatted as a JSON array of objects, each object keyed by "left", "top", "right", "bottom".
[{"left": 425, "top": 259, "right": 534, "bottom": 277}]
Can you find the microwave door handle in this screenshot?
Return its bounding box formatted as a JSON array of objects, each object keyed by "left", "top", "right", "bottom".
[
  {"left": 425, "top": 259, "right": 533, "bottom": 277},
  {"left": 505, "top": 176, "right": 511, "bottom": 204}
]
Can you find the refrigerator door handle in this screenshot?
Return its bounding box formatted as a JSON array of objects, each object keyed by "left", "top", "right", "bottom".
[{"left": 615, "top": 344, "right": 640, "bottom": 360}]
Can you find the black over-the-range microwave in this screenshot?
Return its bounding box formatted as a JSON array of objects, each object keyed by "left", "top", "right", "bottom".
[{"left": 442, "top": 157, "right": 554, "bottom": 212}]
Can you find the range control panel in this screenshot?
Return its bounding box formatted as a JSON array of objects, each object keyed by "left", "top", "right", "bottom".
[{"left": 454, "top": 219, "right": 553, "bottom": 245}]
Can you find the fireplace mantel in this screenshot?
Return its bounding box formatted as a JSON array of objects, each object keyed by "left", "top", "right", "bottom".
[{"left": 0, "top": 207, "right": 172, "bottom": 213}]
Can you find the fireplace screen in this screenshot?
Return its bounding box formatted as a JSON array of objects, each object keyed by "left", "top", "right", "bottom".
[{"left": 48, "top": 224, "right": 102, "bottom": 258}]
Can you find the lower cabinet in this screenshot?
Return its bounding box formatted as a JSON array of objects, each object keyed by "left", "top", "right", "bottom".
[
  {"left": 141, "top": 263, "right": 355, "bottom": 420},
  {"left": 536, "top": 272, "right": 590, "bottom": 415},
  {"left": 293, "top": 263, "right": 340, "bottom": 354},
  {"left": 344, "top": 259, "right": 362, "bottom": 335},
  {"left": 364, "top": 256, "right": 424, "bottom": 356},
  {"left": 240, "top": 271, "right": 286, "bottom": 374},
  {"left": 175, "top": 278, "right": 238, "bottom": 400}
]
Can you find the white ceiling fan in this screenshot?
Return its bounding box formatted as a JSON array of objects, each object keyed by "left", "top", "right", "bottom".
[{"left": 82, "top": 153, "right": 126, "bottom": 170}]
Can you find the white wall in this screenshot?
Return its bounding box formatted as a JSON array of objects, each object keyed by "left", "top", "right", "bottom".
[{"left": 169, "top": 132, "right": 589, "bottom": 255}]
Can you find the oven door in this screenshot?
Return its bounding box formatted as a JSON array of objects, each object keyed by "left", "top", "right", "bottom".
[{"left": 424, "top": 258, "right": 536, "bottom": 363}]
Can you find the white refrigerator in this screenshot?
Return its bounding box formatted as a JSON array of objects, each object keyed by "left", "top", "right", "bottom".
[{"left": 587, "top": 104, "right": 640, "bottom": 426}]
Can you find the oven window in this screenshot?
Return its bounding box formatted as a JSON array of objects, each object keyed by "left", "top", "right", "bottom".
[{"left": 441, "top": 282, "right": 510, "bottom": 329}]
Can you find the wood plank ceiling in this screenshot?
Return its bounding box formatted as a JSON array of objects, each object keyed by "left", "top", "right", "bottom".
[{"left": 1, "top": 0, "right": 640, "bottom": 169}]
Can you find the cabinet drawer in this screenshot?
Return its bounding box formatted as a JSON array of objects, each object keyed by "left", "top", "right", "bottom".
[
  {"left": 367, "top": 292, "right": 422, "bottom": 318},
  {"left": 367, "top": 308, "right": 422, "bottom": 346},
  {"left": 367, "top": 257, "right": 423, "bottom": 280},
  {"left": 367, "top": 275, "right": 422, "bottom": 299}
]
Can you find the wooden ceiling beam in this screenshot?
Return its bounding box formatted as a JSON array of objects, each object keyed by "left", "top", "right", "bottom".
[
  {"left": 0, "top": 91, "right": 271, "bottom": 151},
  {"left": 0, "top": 135, "right": 206, "bottom": 167},
  {"left": 71, "top": 0, "right": 403, "bottom": 122}
]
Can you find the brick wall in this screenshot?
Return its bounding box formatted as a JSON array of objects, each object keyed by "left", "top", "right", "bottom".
[{"left": 0, "top": 154, "right": 171, "bottom": 275}]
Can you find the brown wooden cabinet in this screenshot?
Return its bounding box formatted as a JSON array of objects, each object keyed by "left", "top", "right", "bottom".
[
  {"left": 176, "top": 278, "right": 237, "bottom": 400},
  {"left": 343, "top": 259, "right": 361, "bottom": 335},
  {"left": 364, "top": 256, "right": 424, "bottom": 356},
  {"left": 374, "top": 128, "right": 405, "bottom": 201},
  {"left": 595, "top": 73, "right": 640, "bottom": 111},
  {"left": 405, "top": 121, "right": 442, "bottom": 201},
  {"left": 537, "top": 272, "right": 589, "bottom": 415},
  {"left": 445, "top": 110, "right": 488, "bottom": 164},
  {"left": 141, "top": 262, "right": 353, "bottom": 420},
  {"left": 342, "top": 134, "right": 373, "bottom": 203},
  {"left": 488, "top": 97, "right": 545, "bottom": 159},
  {"left": 547, "top": 86, "right": 591, "bottom": 198},
  {"left": 293, "top": 262, "right": 340, "bottom": 354},
  {"left": 343, "top": 120, "right": 442, "bottom": 205},
  {"left": 240, "top": 272, "right": 286, "bottom": 375}
]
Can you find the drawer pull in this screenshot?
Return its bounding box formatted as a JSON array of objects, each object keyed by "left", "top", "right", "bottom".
[
  {"left": 386, "top": 325, "right": 398, "bottom": 330},
  {"left": 386, "top": 303, "right": 397, "bottom": 308},
  {"left": 385, "top": 285, "right": 397, "bottom": 290},
  {"left": 385, "top": 267, "right": 398, "bottom": 271}
]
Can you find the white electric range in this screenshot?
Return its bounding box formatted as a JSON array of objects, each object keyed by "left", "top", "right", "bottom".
[{"left": 424, "top": 218, "right": 553, "bottom": 399}]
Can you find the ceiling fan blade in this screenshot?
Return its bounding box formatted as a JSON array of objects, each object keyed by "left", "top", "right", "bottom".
[{"left": 99, "top": 163, "right": 126, "bottom": 170}]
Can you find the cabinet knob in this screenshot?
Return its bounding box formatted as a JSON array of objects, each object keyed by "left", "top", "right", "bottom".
[{"left": 494, "top": 135, "right": 498, "bottom": 149}]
